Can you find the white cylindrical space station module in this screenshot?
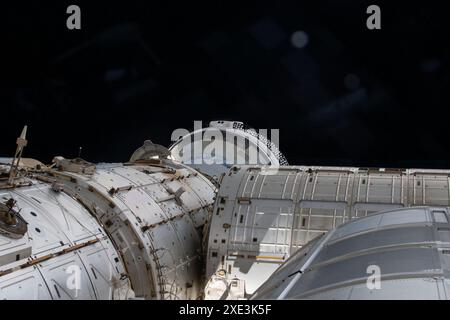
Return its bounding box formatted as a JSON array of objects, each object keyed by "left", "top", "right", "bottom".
[
  {"left": 251, "top": 206, "right": 450, "bottom": 299},
  {"left": 204, "top": 165, "right": 450, "bottom": 299},
  {"left": 0, "top": 162, "right": 133, "bottom": 300},
  {"left": 0, "top": 139, "right": 216, "bottom": 300}
]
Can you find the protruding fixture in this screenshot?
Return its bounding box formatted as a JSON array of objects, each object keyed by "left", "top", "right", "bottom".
[
  {"left": 52, "top": 156, "right": 96, "bottom": 175},
  {"left": 8, "top": 125, "right": 28, "bottom": 186},
  {"left": 130, "top": 140, "right": 171, "bottom": 162},
  {"left": 0, "top": 197, "right": 28, "bottom": 238}
]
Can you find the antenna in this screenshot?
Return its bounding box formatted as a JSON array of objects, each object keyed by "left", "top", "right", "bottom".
[{"left": 8, "top": 126, "right": 28, "bottom": 186}]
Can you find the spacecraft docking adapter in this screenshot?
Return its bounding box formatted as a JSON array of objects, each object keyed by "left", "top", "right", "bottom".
[{"left": 48, "top": 153, "right": 216, "bottom": 300}]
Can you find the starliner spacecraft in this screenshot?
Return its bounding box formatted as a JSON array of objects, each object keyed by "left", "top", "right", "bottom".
[{"left": 1, "top": 121, "right": 450, "bottom": 300}]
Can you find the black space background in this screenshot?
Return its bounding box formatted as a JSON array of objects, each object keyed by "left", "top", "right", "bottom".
[{"left": 0, "top": 1, "right": 449, "bottom": 168}]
